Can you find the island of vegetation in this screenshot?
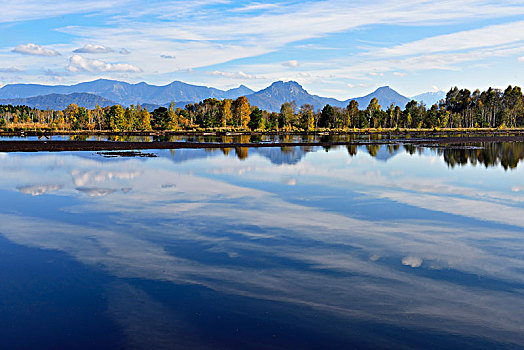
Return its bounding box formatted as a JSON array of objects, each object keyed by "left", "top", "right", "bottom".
[{"left": 0, "top": 86, "right": 523, "bottom": 134}]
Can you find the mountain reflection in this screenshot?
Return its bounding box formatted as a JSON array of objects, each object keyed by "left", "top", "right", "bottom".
[
  {"left": 7, "top": 133, "right": 524, "bottom": 169},
  {"left": 157, "top": 141, "right": 524, "bottom": 169}
]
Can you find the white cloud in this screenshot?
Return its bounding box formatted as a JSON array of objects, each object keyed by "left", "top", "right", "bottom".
[
  {"left": 393, "top": 72, "right": 407, "bottom": 77},
  {"left": 369, "top": 72, "right": 384, "bottom": 76},
  {"left": 282, "top": 60, "right": 299, "bottom": 68},
  {"left": 67, "top": 54, "right": 141, "bottom": 73},
  {"left": 160, "top": 55, "right": 176, "bottom": 59},
  {"left": 347, "top": 83, "right": 354, "bottom": 88},
  {"left": 73, "top": 43, "right": 114, "bottom": 54},
  {"left": 120, "top": 48, "right": 130, "bottom": 55},
  {"left": 12, "top": 43, "right": 60, "bottom": 56},
  {"left": 519, "top": 57, "right": 524, "bottom": 63}
]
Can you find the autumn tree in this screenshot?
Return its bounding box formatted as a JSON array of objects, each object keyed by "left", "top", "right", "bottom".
[
  {"left": 299, "top": 104, "right": 314, "bottom": 130},
  {"left": 220, "top": 99, "right": 233, "bottom": 127},
  {"left": 167, "top": 102, "right": 179, "bottom": 130},
  {"left": 107, "top": 105, "right": 126, "bottom": 131},
  {"left": 233, "top": 96, "right": 251, "bottom": 128}
]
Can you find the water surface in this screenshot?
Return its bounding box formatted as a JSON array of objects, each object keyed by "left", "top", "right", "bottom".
[{"left": 0, "top": 143, "right": 523, "bottom": 349}]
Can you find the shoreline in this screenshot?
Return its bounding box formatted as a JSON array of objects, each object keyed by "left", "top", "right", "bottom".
[
  {"left": 2, "top": 128, "right": 524, "bottom": 138},
  {"left": 1, "top": 135, "right": 524, "bottom": 152}
]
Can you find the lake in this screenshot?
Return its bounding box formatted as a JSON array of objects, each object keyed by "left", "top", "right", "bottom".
[{"left": 0, "top": 142, "right": 523, "bottom": 349}]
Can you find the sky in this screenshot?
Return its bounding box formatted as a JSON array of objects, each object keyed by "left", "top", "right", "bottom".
[{"left": 0, "top": 0, "right": 523, "bottom": 99}]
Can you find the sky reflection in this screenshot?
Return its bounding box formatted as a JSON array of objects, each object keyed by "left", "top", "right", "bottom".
[{"left": 0, "top": 145, "right": 523, "bottom": 348}]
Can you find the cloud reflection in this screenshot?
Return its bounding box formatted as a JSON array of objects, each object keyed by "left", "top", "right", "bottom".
[
  {"left": 402, "top": 256, "right": 423, "bottom": 268},
  {"left": 76, "top": 187, "right": 117, "bottom": 197},
  {"left": 17, "top": 184, "right": 62, "bottom": 196},
  {"left": 0, "top": 150, "right": 523, "bottom": 347}
]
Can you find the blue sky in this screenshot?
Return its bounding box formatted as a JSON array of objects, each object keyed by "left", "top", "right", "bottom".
[{"left": 0, "top": 0, "right": 523, "bottom": 98}]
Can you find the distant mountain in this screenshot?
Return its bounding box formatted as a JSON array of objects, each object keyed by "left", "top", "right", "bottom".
[
  {"left": 412, "top": 91, "right": 446, "bottom": 107},
  {"left": 0, "top": 93, "right": 115, "bottom": 110},
  {"left": 246, "top": 82, "right": 411, "bottom": 112},
  {"left": 351, "top": 86, "right": 411, "bottom": 110},
  {"left": 0, "top": 79, "right": 412, "bottom": 112},
  {"left": 222, "top": 85, "right": 254, "bottom": 99},
  {"left": 246, "top": 81, "right": 343, "bottom": 112},
  {"left": 0, "top": 79, "right": 254, "bottom": 107}
]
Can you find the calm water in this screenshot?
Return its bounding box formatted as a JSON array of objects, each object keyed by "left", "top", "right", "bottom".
[{"left": 0, "top": 143, "right": 523, "bottom": 349}]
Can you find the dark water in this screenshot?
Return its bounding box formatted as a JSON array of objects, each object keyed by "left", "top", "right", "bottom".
[{"left": 0, "top": 143, "right": 523, "bottom": 349}]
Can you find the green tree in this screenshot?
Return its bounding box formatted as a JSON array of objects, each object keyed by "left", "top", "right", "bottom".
[
  {"left": 346, "top": 100, "right": 359, "bottom": 128},
  {"left": 279, "top": 102, "right": 295, "bottom": 129},
  {"left": 319, "top": 104, "right": 334, "bottom": 128},
  {"left": 248, "top": 106, "right": 264, "bottom": 130},
  {"left": 366, "top": 98, "right": 380, "bottom": 128},
  {"left": 299, "top": 104, "right": 314, "bottom": 130},
  {"left": 152, "top": 107, "right": 170, "bottom": 130}
]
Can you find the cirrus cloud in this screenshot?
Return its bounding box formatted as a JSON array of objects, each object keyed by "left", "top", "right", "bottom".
[
  {"left": 207, "top": 70, "right": 262, "bottom": 79},
  {"left": 0, "top": 67, "right": 23, "bottom": 73},
  {"left": 67, "top": 54, "right": 141, "bottom": 73},
  {"left": 12, "top": 43, "right": 60, "bottom": 57}
]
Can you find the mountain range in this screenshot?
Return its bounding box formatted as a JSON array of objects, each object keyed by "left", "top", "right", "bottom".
[
  {"left": 0, "top": 79, "right": 442, "bottom": 112},
  {"left": 0, "top": 93, "right": 116, "bottom": 110},
  {"left": 411, "top": 91, "right": 447, "bottom": 107}
]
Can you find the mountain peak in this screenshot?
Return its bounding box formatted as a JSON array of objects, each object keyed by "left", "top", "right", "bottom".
[
  {"left": 267, "top": 80, "right": 305, "bottom": 94},
  {"left": 270, "top": 80, "right": 302, "bottom": 87},
  {"left": 351, "top": 86, "right": 410, "bottom": 109}
]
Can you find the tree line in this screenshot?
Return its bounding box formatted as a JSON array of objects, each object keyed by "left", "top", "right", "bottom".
[{"left": 1, "top": 85, "right": 523, "bottom": 131}]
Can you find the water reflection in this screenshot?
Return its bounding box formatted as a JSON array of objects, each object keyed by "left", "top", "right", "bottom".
[
  {"left": 151, "top": 142, "right": 524, "bottom": 170},
  {"left": 0, "top": 145, "right": 523, "bottom": 348},
  {"left": 3, "top": 132, "right": 524, "bottom": 169}
]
